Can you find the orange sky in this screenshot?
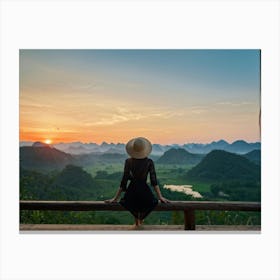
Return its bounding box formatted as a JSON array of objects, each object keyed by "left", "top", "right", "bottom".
[{"left": 20, "top": 50, "right": 261, "bottom": 145}]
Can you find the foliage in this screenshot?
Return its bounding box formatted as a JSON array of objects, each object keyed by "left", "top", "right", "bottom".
[
  {"left": 20, "top": 158, "right": 261, "bottom": 226},
  {"left": 187, "top": 150, "right": 260, "bottom": 182},
  {"left": 210, "top": 181, "right": 261, "bottom": 201},
  {"left": 243, "top": 149, "right": 261, "bottom": 165},
  {"left": 195, "top": 210, "right": 261, "bottom": 225},
  {"left": 20, "top": 146, "right": 74, "bottom": 172}
]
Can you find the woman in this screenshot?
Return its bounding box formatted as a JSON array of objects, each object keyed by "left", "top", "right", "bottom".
[{"left": 105, "top": 137, "right": 170, "bottom": 227}]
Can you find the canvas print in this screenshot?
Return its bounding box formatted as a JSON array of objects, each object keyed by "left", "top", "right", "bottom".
[{"left": 19, "top": 50, "right": 261, "bottom": 232}]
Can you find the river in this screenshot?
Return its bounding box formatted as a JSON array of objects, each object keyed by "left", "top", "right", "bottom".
[{"left": 163, "top": 184, "right": 203, "bottom": 198}]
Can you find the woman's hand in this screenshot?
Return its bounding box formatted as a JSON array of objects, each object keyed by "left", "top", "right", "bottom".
[
  {"left": 159, "top": 196, "right": 171, "bottom": 203},
  {"left": 104, "top": 198, "right": 118, "bottom": 203}
]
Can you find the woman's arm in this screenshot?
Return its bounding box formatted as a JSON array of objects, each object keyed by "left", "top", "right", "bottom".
[
  {"left": 153, "top": 185, "right": 170, "bottom": 203},
  {"left": 104, "top": 159, "right": 130, "bottom": 203},
  {"left": 104, "top": 187, "right": 123, "bottom": 203},
  {"left": 149, "top": 159, "right": 170, "bottom": 203}
]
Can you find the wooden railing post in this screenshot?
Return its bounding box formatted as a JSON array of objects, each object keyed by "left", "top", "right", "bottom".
[{"left": 184, "top": 210, "right": 195, "bottom": 230}]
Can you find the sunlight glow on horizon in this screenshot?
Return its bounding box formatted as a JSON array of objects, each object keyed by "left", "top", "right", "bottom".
[{"left": 44, "top": 139, "right": 52, "bottom": 144}]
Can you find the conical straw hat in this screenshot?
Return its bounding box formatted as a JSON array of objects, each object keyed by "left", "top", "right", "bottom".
[{"left": 125, "top": 137, "right": 152, "bottom": 159}]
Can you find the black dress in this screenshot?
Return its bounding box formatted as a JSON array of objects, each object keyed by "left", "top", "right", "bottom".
[{"left": 119, "top": 157, "right": 159, "bottom": 220}]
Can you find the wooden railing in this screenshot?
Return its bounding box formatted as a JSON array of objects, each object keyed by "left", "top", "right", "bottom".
[{"left": 20, "top": 200, "right": 261, "bottom": 230}]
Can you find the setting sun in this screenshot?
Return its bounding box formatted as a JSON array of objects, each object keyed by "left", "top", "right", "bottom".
[{"left": 44, "top": 139, "right": 52, "bottom": 144}]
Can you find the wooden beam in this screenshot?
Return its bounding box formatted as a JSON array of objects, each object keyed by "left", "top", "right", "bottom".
[{"left": 20, "top": 200, "right": 261, "bottom": 212}]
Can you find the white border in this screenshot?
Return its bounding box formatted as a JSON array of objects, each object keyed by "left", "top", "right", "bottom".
[{"left": 1, "top": 1, "right": 280, "bottom": 280}]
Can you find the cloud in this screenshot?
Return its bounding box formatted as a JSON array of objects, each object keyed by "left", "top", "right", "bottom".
[
  {"left": 88, "top": 115, "right": 129, "bottom": 126},
  {"left": 82, "top": 105, "right": 187, "bottom": 127},
  {"left": 190, "top": 109, "right": 207, "bottom": 114},
  {"left": 189, "top": 106, "right": 208, "bottom": 115},
  {"left": 21, "top": 127, "right": 78, "bottom": 133},
  {"left": 216, "top": 102, "right": 232, "bottom": 105},
  {"left": 83, "top": 107, "right": 146, "bottom": 126},
  {"left": 216, "top": 101, "right": 254, "bottom": 106},
  {"left": 20, "top": 103, "right": 54, "bottom": 110},
  {"left": 69, "top": 83, "right": 98, "bottom": 91}
]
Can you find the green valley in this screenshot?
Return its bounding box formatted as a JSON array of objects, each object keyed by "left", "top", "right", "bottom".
[{"left": 20, "top": 150, "right": 261, "bottom": 226}]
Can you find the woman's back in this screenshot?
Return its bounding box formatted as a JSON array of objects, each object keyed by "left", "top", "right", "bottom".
[
  {"left": 119, "top": 158, "right": 158, "bottom": 192},
  {"left": 126, "top": 158, "right": 157, "bottom": 184}
]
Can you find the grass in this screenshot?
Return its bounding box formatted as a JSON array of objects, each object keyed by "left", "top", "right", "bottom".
[{"left": 190, "top": 182, "right": 211, "bottom": 194}]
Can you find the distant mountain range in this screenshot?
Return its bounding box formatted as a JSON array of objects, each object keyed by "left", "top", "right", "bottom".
[
  {"left": 20, "top": 139, "right": 260, "bottom": 156},
  {"left": 20, "top": 142, "right": 128, "bottom": 171},
  {"left": 183, "top": 140, "right": 260, "bottom": 154},
  {"left": 20, "top": 141, "right": 261, "bottom": 173}
]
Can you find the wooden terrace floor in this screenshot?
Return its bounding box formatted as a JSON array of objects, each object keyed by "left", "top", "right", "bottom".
[{"left": 20, "top": 224, "right": 261, "bottom": 231}]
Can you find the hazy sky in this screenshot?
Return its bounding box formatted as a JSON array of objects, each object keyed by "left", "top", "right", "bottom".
[{"left": 20, "top": 49, "right": 260, "bottom": 145}]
